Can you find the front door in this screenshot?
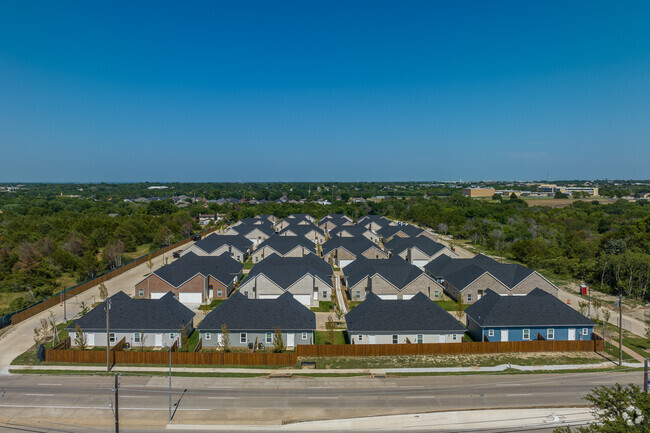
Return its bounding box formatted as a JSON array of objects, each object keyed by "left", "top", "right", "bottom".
[
  {"left": 369, "top": 335, "right": 376, "bottom": 344},
  {"left": 501, "top": 330, "right": 509, "bottom": 342},
  {"left": 286, "top": 333, "right": 295, "bottom": 347},
  {"left": 87, "top": 333, "right": 94, "bottom": 347},
  {"left": 439, "top": 335, "right": 446, "bottom": 343},
  {"left": 155, "top": 333, "right": 163, "bottom": 347},
  {"left": 568, "top": 329, "right": 576, "bottom": 341}
]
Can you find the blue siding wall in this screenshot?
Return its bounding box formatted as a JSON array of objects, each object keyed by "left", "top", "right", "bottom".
[{"left": 477, "top": 325, "right": 594, "bottom": 342}]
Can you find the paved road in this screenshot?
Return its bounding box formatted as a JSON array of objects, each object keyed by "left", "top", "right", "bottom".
[{"left": 0, "top": 371, "right": 641, "bottom": 431}]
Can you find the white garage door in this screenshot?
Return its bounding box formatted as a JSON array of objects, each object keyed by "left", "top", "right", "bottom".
[
  {"left": 402, "top": 295, "right": 415, "bottom": 300},
  {"left": 412, "top": 260, "right": 429, "bottom": 268},
  {"left": 377, "top": 295, "right": 398, "bottom": 300},
  {"left": 179, "top": 292, "right": 202, "bottom": 305},
  {"left": 339, "top": 260, "right": 354, "bottom": 268},
  {"left": 150, "top": 292, "right": 167, "bottom": 299},
  {"left": 258, "top": 294, "right": 279, "bottom": 300},
  {"left": 293, "top": 295, "right": 312, "bottom": 306}
]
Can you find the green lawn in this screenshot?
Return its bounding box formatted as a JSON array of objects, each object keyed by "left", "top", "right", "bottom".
[
  {"left": 311, "top": 301, "right": 333, "bottom": 313},
  {"left": 348, "top": 302, "right": 361, "bottom": 310},
  {"left": 198, "top": 299, "right": 225, "bottom": 311},
  {"left": 243, "top": 260, "right": 254, "bottom": 270},
  {"left": 314, "top": 330, "right": 348, "bottom": 345},
  {"left": 594, "top": 321, "right": 650, "bottom": 358},
  {"left": 435, "top": 300, "right": 469, "bottom": 311}
]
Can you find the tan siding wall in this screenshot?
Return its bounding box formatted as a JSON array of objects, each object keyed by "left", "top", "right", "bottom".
[
  {"left": 511, "top": 273, "right": 559, "bottom": 296},
  {"left": 454, "top": 273, "right": 509, "bottom": 303},
  {"left": 401, "top": 274, "right": 443, "bottom": 299},
  {"left": 135, "top": 274, "right": 205, "bottom": 300},
  {"left": 361, "top": 247, "right": 387, "bottom": 259}
]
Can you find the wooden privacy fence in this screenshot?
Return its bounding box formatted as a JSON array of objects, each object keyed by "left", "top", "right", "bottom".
[
  {"left": 45, "top": 348, "right": 298, "bottom": 366},
  {"left": 296, "top": 336, "right": 604, "bottom": 357},
  {"left": 11, "top": 226, "right": 220, "bottom": 325}
]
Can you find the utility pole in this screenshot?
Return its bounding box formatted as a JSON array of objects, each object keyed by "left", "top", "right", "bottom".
[
  {"left": 106, "top": 298, "right": 111, "bottom": 372},
  {"left": 169, "top": 344, "right": 172, "bottom": 422},
  {"left": 62, "top": 288, "right": 67, "bottom": 322},
  {"left": 644, "top": 359, "right": 648, "bottom": 393},
  {"left": 587, "top": 285, "right": 591, "bottom": 318},
  {"left": 618, "top": 293, "right": 623, "bottom": 367},
  {"left": 113, "top": 373, "right": 120, "bottom": 433}
]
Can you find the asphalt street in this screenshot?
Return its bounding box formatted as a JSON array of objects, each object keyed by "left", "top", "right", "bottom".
[{"left": 0, "top": 370, "right": 642, "bottom": 431}]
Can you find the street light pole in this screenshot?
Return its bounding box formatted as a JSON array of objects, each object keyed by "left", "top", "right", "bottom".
[
  {"left": 618, "top": 293, "right": 623, "bottom": 367},
  {"left": 114, "top": 373, "right": 120, "bottom": 433},
  {"left": 169, "top": 344, "right": 172, "bottom": 422},
  {"left": 63, "top": 288, "right": 67, "bottom": 322},
  {"left": 106, "top": 298, "right": 111, "bottom": 372}
]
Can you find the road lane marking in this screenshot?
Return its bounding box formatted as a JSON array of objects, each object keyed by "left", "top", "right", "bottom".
[
  {"left": 496, "top": 383, "right": 522, "bottom": 387},
  {"left": 208, "top": 396, "right": 236, "bottom": 400},
  {"left": 25, "top": 394, "right": 54, "bottom": 397},
  {"left": 506, "top": 393, "right": 533, "bottom": 397},
  {"left": 308, "top": 396, "right": 337, "bottom": 399},
  {"left": 37, "top": 383, "right": 61, "bottom": 386},
  {"left": 405, "top": 396, "right": 436, "bottom": 399},
  {"left": 0, "top": 404, "right": 210, "bottom": 411},
  {"left": 121, "top": 395, "right": 149, "bottom": 399},
  {"left": 309, "top": 386, "right": 332, "bottom": 389}
]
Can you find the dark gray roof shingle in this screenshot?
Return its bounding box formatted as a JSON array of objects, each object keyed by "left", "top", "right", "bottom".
[
  {"left": 464, "top": 289, "right": 594, "bottom": 327},
  {"left": 344, "top": 256, "right": 430, "bottom": 290},
  {"left": 345, "top": 292, "right": 465, "bottom": 332},
  {"left": 384, "top": 236, "right": 446, "bottom": 257},
  {"left": 153, "top": 252, "right": 243, "bottom": 287},
  {"left": 257, "top": 235, "right": 316, "bottom": 255},
  {"left": 197, "top": 292, "right": 315, "bottom": 331},
  {"left": 67, "top": 292, "right": 195, "bottom": 332},
  {"left": 322, "top": 236, "right": 384, "bottom": 258},
  {"left": 192, "top": 234, "right": 253, "bottom": 255},
  {"left": 378, "top": 225, "right": 424, "bottom": 239},
  {"left": 246, "top": 253, "right": 333, "bottom": 289}
]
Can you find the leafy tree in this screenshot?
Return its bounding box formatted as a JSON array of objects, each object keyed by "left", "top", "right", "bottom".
[
  {"left": 272, "top": 327, "right": 285, "bottom": 353},
  {"left": 74, "top": 324, "right": 87, "bottom": 350},
  {"left": 78, "top": 301, "right": 89, "bottom": 317},
  {"left": 98, "top": 283, "right": 108, "bottom": 300},
  {"left": 455, "top": 297, "right": 465, "bottom": 320},
  {"left": 220, "top": 324, "right": 231, "bottom": 352},
  {"left": 325, "top": 316, "right": 336, "bottom": 345},
  {"left": 179, "top": 324, "right": 189, "bottom": 352},
  {"left": 553, "top": 384, "right": 648, "bottom": 432}
]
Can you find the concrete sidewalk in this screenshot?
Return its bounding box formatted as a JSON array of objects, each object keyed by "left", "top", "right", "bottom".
[
  {"left": 8, "top": 361, "right": 644, "bottom": 376},
  {"left": 167, "top": 407, "right": 595, "bottom": 431}
]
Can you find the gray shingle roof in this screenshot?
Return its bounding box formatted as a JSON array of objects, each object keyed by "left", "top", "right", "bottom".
[
  {"left": 345, "top": 292, "right": 465, "bottom": 333},
  {"left": 232, "top": 223, "right": 276, "bottom": 237},
  {"left": 344, "top": 256, "right": 430, "bottom": 290},
  {"left": 278, "top": 225, "right": 324, "bottom": 237},
  {"left": 153, "top": 252, "right": 243, "bottom": 287},
  {"left": 246, "top": 253, "right": 333, "bottom": 289},
  {"left": 424, "top": 254, "right": 535, "bottom": 290},
  {"left": 257, "top": 235, "right": 316, "bottom": 255},
  {"left": 322, "top": 236, "right": 384, "bottom": 258},
  {"left": 464, "top": 289, "right": 594, "bottom": 327},
  {"left": 384, "top": 236, "right": 446, "bottom": 257},
  {"left": 378, "top": 225, "right": 424, "bottom": 239},
  {"left": 67, "top": 292, "right": 194, "bottom": 332},
  {"left": 192, "top": 234, "right": 253, "bottom": 255},
  {"left": 329, "top": 225, "right": 375, "bottom": 238},
  {"left": 197, "top": 292, "right": 316, "bottom": 331}
]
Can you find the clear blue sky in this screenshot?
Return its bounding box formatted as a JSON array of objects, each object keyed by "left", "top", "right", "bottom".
[{"left": 1, "top": 1, "right": 648, "bottom": 182}]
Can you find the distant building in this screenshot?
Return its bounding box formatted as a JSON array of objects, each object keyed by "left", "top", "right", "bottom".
[
  {"left": 538, "top": 184, "right": 598, "bottom": 196},
  {"left": 462, "top": 188, "right": 496, "bottom": 198}
]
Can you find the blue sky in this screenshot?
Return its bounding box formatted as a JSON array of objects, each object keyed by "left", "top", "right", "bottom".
[{"left": 0, "top": 1, "right": 648, "bottom": 182}]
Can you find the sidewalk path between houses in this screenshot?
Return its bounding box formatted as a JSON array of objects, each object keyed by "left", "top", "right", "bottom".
[
  {"left": 7, "top": 361, "right": 643, "bottom": 376},
  {"left": 167, "top": 407, "right": 596, "bottom": 431},
  {"left": 334, "top": 271, "right": 348, "bottom": 314}
]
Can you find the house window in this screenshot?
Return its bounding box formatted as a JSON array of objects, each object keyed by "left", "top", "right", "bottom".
[
  {"left": 358, "top": 335, "right": 363, "bottom": 341},
  {"left": 109, "top": 333, "right": 116, "bottom": 344},
  {"left": 523, "top": 329, "right": 530, "bottom": 340},
  {"left": 392, "top": 334, "right": 398, "bottom": 344},
  {"left": 467, "top": 293, "right": 472, "bottom": 302},
  {"left": 231, "top": 253, "right": 234, "bottom": 257},
  {"left": 138, "top": 289, "right": 144, "bottom": 297},
  {"left": 582, "top": 328, "right": 589, "bottom": 336},
  {"left": 217, "top": 289, "right": 223, "bottom": 297},
  {"left": 417, "top": 334, "right": 423, "bottom": 344},
  {"left": 170, "top": 333, "right": 176, "bottom": 340},
  {"left": 240, "top": 333, "right": 247, "bottom": 344},
  {"left": 302, "top": 332, "right": 308, "bottom": 340},
  {"left": 134, "top": 332, "right": 141, "bottom": 343},
  {"left": 322, "top": 291, "right": 327, "bottom": 299},
  {"left": 356, "top": 291, "right": 361, "bottom": 299},
  {"left": 547, "top": 329, "right": 555, "bottom": 340},
  {"left": 237, "top": 256, "right": 241, "bottom": 260},
  {"left": 434, "top": 291, "right": 440, "bottom": 298},
  {"left": 243, "top": 291, "right": 248, "bottom": 297},
  {"left": 205, "top": 332, "right": 211, "bottom": 340},
  {"left": 266, "top": 332, "right": 272, "bottom": 344},
  {"left": 255, "top": 256, "right": 259, "bottom": 262},
  {"left": 488, "top": 329, "right": 494, "bottom": 337},
  {"left": 452, "top": 334, "right": 457, "bottom": 341}
]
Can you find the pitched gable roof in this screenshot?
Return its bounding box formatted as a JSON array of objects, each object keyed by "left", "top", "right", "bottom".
[
  {"left": 197, "top": 292, "right": 315, "bottom": 331},
  {"left": 191, "top": 234, "right": 253, "bottom": 254},
  {"left": 152, "top": 252, "right": 243, "bottom": 287},
  {"left": 278, "top": 224, "right": 324, "bottom": 237},
  {"left": 464, "top": 289, "right": 594, "bottom": 327},
  {"left": 231, "top": 223, "right": 275, "bottom": 237},
  {"left": 68, "top": 291, "right": 195, "bottom": 332},
  {"left": 378, "top": 224, "right": 424, "bottom": 239},
  {"left": 322, "top": 236, "right": 384, "bottom": 258},
  {"left": 345, "top": 292, "right": 465, "bottom": 332},
  {"left": 384, "top": 236, "right": 446, "bottom": 257},
  {"left": 344, "top": 256, "right": 430, "bottom": 290},
  {"left": 246, "top": 253, "right": 333, "bottom": 289},
  {"left": 257, "top": 235, "right": 316, "bottom": 255},
  {"left": 329, "top": 225, "right": 375, "bottom": 238}
]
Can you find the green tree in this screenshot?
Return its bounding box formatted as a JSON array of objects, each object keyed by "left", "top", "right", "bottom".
[
  {"left": 325, "top": 316, "right": 336, "bottom": 345},
  {"left": 455, "top": 297, "right": 465, "bottom": 320},
  {"left": 179, "top": 324, "right": 189, "bottom": 352},
  {"left": 272, "top": 327, "right": 285, "bottom": 353},
  {"left": 74, "top": 324, "right": 87, "bottom": 350},
  {"left": 98, "top": 283, "right": 108, "bottom": 300},
  {"left": 220, "top": 324, "right": 231, "bottom": 353}
]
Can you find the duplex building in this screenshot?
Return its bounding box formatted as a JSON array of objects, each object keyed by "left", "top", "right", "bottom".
[
  {"left": 197, "top": 292, "right": 316, "bottom": 349},
  {"left": 277, "top": 224, "right": 325, "bottom": 244},
  {"left": 251, "top": 235, "right": 316, "bottom": 263},
  {"left": 464, "top": 289, "right": 595, "bottom": 342},
  {"left": 322, "top": 236, "right": 388, "bottom": 268},
  {"left": 384, "top": 236, "right": 453, "bottom": 267},
  {"left": 357, "top": 215, "right": 391, "bottom": 231},
  {"left": 345, "top": 292, "right": 465, "bottom": 344},
  {"left": 135, "top": 252, "right": 243, "bottom": 304},
  {"left": 424, "top": 254, "right": 559, "bottom": 304},
  {"left": 377, "top": 224, "right": 436, "bottom": 242},
  {"left": 68, "top": 291, "right": 194, "bottom": 348},
  {"left": 224, "top": 223, "right": 275, "bottom": 247},
  {"left": 238, "top": 253, "right": 333, "bottom": 307},
  {"left": 344, "top": 256, "right": 444, "bottom": 301},
  {"left": 180, "top": 233, "right": 253, "bottom": 262},
  {"left": 318, "top": 214, "right": 354, "bottom": 232},
  {"left": 329, "top": 225, "right": 380, "bottom": 244}
]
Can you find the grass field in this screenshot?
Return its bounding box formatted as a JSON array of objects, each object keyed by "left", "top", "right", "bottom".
[
  {"left": 522, "top": 198, "right": 617, "bottom": 208},
  {"left": 311, "top": 301, "right": 334, "bottom": 313},
  {"left": 314, "top": 330, "right": 347, "bottom": 345},
  {"left": 434, "top": 300, "right": 468, "bottom": 311}
]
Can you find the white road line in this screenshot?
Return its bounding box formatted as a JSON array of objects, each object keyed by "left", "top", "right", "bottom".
[
  {"left": 506, "top": 394, "right": 533, "bottom": 397},
  {"left": 309, "top": 386, "right": 332, "bottom": 389},
  {"left": 208, "top": 396, "right": 237, "bottom": 400},
  {"left": 25, "top": 394, "right": 54, "bottom": 397},
  {"left": 0, "top": 404, "right": 210, "bottom": 411},
  {"left": 401, "top": 386, "right": 426, "bottom": 389},
  {"left": 308, "top": 396, "right": 337, "bottom": 400},
  {"left": 405, "top": 396, "right": 436, "bottom": 399},
  {"left": 37, "top": 383, "right": 62, "bottom": 386},
  {"left": 497, "top": 383, "right": 522, "bottom": 387},
  {"left": 121, "top": 395, "right": 149, "bottom": 399},
  {"left": 209, "top": 386, "right": 235, "bottom": 389}
]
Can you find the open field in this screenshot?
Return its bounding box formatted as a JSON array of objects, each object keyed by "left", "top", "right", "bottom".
[{"left": 522, "top": 197, "right": 617, "bottom": 208}]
